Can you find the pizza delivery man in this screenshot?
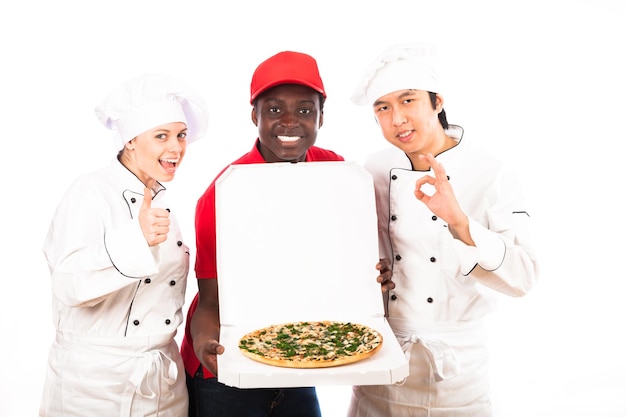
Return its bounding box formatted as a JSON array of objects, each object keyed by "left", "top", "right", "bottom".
[{"left": 181, "top": 50, "right": 392, "bottom": 417}]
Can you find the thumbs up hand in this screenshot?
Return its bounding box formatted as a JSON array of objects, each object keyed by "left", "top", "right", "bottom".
[{"left": 139, "top": 187, "right": 170, "bottom": 247}]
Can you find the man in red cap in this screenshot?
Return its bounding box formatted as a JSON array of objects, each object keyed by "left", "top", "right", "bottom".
[{"left": 180, "top": 51, "right": 344, "bottom": 417}]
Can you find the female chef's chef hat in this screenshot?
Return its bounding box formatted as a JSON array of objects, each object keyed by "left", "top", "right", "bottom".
[
  {"left": 351, "top": 43, "right": 442, "bottom": 106},
  {"left": 95, "top": 73, "right": 208, "bottom": 148}
]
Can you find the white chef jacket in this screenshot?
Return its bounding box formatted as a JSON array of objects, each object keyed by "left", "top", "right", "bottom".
[
  {"left": 39, "top": 158, "right": 189, "bottom": 417},
  {"left": 348, "top": 126, "right": 539, "bottom": 417}
]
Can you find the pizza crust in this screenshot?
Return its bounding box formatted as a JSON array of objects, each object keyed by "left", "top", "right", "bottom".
[{"left": 238, "top": 321, "right": 383, "bottom": 369}]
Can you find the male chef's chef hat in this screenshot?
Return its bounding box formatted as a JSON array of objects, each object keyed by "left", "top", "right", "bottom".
[
  {"left": 95, "top": 73, "right": 208, "bottom": 148},
  {"left": 351, "top": 42, "right": 442, "bottom": 106}
]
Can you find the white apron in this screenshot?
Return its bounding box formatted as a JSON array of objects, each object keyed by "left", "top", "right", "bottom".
[
  {"left": 39, "top": 331, "right": 187, "bottom": 417},
  {"left": 348, "top": 318, "right": 492, "bottom": 417}
]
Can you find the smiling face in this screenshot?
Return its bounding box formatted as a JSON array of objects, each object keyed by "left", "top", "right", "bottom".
[
  {"left": 120, "top": 121, "right": 188, "bottom": 188},
  {"left": 373, "top": 89, "right": 446, "bottom": 159},
  {"left": 251, "top": 84, "right": 323, "bottom": 163}
]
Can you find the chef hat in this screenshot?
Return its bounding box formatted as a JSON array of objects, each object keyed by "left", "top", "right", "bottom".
[
  {"left": 95, "top": 73, "right": 208, "bottom": 148},
  {"left": 351, "top": 42, "right": 442, "bottom": 106},
  {"left": 250, "top": 51, "right": 326, "bottom": 104}
]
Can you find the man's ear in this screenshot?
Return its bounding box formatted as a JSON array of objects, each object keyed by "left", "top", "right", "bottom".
[
  {"left": 318, "top": 111, "right": 324, "bottom": 128},
  {"left": 436, "top": 93, "right": 444, "bottom": 113},
  {"left": 251, "top": 107, "right": 258, "bottom": 126}
]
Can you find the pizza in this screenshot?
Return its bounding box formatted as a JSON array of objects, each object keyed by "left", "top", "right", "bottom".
[{"left": 238, "top": 320, "right": 383, "bottom": 368}]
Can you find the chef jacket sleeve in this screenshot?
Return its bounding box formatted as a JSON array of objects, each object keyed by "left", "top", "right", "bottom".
[
  {"left": 44, "top": 176, "right": 158, "bottom": 307},
  {"left": 451, "top": 168, "right": 539, "bottom": 297}
]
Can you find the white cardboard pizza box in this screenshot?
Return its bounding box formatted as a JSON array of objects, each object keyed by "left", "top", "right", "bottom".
[{"left": 215, "top": 161, "right": 409, "bottom": 388}]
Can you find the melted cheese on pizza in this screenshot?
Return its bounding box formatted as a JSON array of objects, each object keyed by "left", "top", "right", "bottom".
[{"left": 239, "top": 321, "right": 382, "bottom": 365}]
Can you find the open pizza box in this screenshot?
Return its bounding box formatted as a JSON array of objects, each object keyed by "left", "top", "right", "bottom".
[{"left": 215, "top": 161, "right": 409, "bottom": 388}]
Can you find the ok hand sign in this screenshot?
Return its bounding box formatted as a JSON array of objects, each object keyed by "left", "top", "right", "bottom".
[{"left": 414, "top": 153, "right": 474, "bottom": 245}]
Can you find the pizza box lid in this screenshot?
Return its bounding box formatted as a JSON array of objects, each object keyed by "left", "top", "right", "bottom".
[{"left": 215, "top": 161, "right": 409, "bottom": 388}]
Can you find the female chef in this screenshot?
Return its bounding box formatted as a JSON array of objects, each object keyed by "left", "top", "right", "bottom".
[{"left": 39, "top": 73, "right": 208, "bottom": 417}]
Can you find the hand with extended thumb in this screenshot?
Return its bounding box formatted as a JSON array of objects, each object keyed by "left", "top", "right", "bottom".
[{"left": 139, "top": 187, "right": 170, "bottom": 246}]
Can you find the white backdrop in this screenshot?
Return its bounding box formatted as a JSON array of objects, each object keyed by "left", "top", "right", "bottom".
[{"left": 1, "top": 1, "right": 625, "bottom": 416}]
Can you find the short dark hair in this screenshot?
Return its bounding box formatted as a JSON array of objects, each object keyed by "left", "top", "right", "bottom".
[{"left": 429, "top": 92, "right": 448, "bottom": 129}]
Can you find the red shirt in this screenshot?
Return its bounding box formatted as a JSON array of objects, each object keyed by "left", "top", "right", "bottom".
[{"left": 181, "top": 140, "right": 344, "bottom": 378}]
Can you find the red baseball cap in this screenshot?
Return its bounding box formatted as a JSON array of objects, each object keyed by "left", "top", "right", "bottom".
[{"left": 250, "top": 51, "right": 326, "bottom": 104}]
